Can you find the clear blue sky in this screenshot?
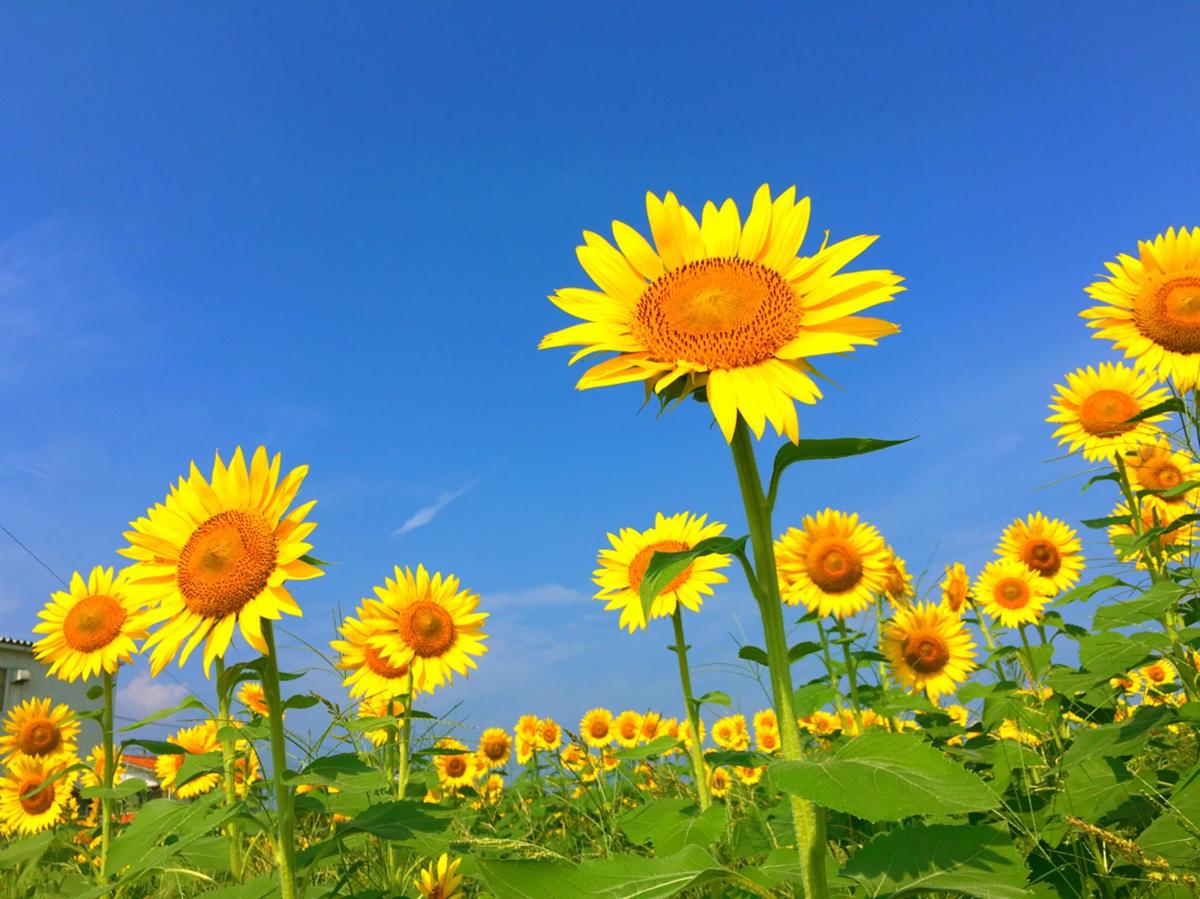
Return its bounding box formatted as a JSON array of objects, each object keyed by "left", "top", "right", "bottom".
[{"left": 2, "top": 4, "right": 1198, "bottom": 741}]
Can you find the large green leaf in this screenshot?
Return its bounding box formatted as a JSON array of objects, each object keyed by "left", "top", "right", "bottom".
[
  {"left": 843, "top": 824, "right": 1032, "bottom": 898},
  {"left": 1138, "top": 760, "right": 1200, "bottom": 865},
  {"left": 639, "top": 536, "right": 747, "bottom": 616},
  {"left": 769, "top": 436, "right": 915, "bottom": 504},
  {"left": 769, "top": 732, "right": 999, "bottom": 821},
  {"left": 617, "top": 798, "right": 725, "bottom": 854},
  {"left": 1077, "top": 631, "right": 1169, "bottom": 679},
  {"left": 1061, "top": 705, "right": 1173, "bottom": 769},
  {"left": 1092, "top": 580, "right": 1185, "bottom": 630},
  {"left": 1055, "top": 574, "right": 1128, "bottom": 605}
]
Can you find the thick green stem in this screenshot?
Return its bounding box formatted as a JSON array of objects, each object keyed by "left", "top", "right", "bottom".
[
  {"left": 99, "top": 671, "right": 115, "bottom": 886},
  {"left": 815, "top": 620, "right": 847, "bottom": 717},
  {"left": 835, "top": 617, "right": 864, "bottom": 728},
  {"left": 213, "top": 659, "right": 244, "bottom": 881},
  {"left": 260, "top": 621, "right": 298, "bottom": 899},
  {"left": 729, "top": 418, "right": 828, "bottom": 899},
  {"left": 670, "top": 608, "right": 711, "bottom": 810},
  {"left": 396, "top": 681, "right": 414, "bottom": 800}
]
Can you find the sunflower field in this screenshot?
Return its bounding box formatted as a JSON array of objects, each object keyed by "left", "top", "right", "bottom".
[{"left": 3, "top": 188, "right": 1200, "bottom": 899}]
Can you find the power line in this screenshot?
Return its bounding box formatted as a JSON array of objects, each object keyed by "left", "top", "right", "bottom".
[{"left": 0, "top": 520, "right": 69, "bottom": 588}]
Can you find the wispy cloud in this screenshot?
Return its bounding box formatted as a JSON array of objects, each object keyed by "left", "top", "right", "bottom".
[
  {"left": 392, "top": 480, "right": 480, "bottom": 536},
  {"left": 483, "top": 583, "right": 587, "bottom": 611},
  {"left": 117, "top": 672, "right": 188, "bottom": 720}
]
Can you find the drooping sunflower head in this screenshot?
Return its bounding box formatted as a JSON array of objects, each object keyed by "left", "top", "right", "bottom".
[
  {"left": 996, "top": 512, "right": 1084, "bottom": 594},
  {"left": 882, "top": 602, "right": 977, "bottom": 702},
  {"left": 1081, "top": 227, "right": 1200, "bottom": 388},
  {"left": 535, "top": 718, "right": 562, "bottom": 752},
  {"left": 359, "top": 565, "right": 488, "bottom": 694},
  {"left": 1109, "top": 497, "right": 1197, "bottom": 566},
  {"left": 236, "top": 682, "right": 269, "bottom": 717},
  {"left": 331, "top": 612, "right": 414, "bottom": 700},
  {"left": 120, "top": 447, "right": 322, "bottom": 676},
  {"left": 477, "top": 728, "right": 511, "bottom": 769},
  {"left": 776, "top": 509, "right": 890, "bottom": 618},
  {"left": 0, "top": 698, "right": 80, "bottom": 764},
  {"left": 0, "top": 756, "right": 77, "bottom": 835},
  {"left": 939, "top": 563, "right": 971, "bottom": 614},
  {"left": 711, "top": 714, "right": 750, "bottom": 751},
  {"left": 594, "top": 511, "right": 730, "bottom": 632},
  {"left": 881, "top": 549, "right": 914, "bottom": 608},
  {"left": 1047, "top": 362, "right": 1170, "bottom": 462},
  {"left": 708, "top": 765, "right": 732, "bottom": 798},
  {"left": 613, "top": 710, "right": 643, "bottom": 749},
  {"left": 433, "top": 739, "right": 478, "bottom": 790},
  {"left": 155, "top": 722, "right": 221, "bottom": 799},
  {"left": 579, "top": 708, "right": 614, "bottom": 748},
  {"left": 973, "top": 560, "right": 1054, "bottom": 628},
  {"left": 32, "top": 566, "right": 152, "bottom": 682},
  {"left": 357, "top": 693, "right": 406, "bottom": 748},
  {"left": 540, "top": 185, "right": 904, "bottom": 443},
  {"left": 415, "top": 853, "right": 464, "bottom": 899},
  {"left": 1126, "top": 439, "right": 1200, "bottom": 504}
]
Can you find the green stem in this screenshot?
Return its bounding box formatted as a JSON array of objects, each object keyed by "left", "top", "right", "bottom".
[
  {"left": 670, "top": 608, "right": 711, "bottom": 810},
  {"left": 260, "top": 621, "right": 298, "bottom": 899},
  {"left": 396, "top": 681, "right": 414, "bottom": 801},
  {"left": 213, "top": 659, "right": 244, "bottom": 881},
  {"left": 99, "top": 670, "right": 115, "bottom": 886},
  {"left": 729, "top": 418, "right": 828, "bottom": 899},
  {"left": 835, "top": 617, "right": 864, "bottom": 728},
  {"left": 815, "top": 620, "right": 847, "bottom": 718}
]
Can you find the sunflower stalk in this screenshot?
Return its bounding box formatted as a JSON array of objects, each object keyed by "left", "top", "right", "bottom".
[
  {"left": 669, "top": 608, "right": 711, "bottom": 811},
  {"left": 396, "top": 680, "right": 414, "bottom": 801},
  {"left": 729, "top": 418, "right": 829, "bottom": 899},
  {"left": 834, "top": 617, "right": 864, "bottom": 728},
  {"left": 260, "top": 621, "right": 298, "bottom": 899},
  {"left": 99, "top": 670, "right": 115, "bottom": 887},
  {"left": 212, "top": 659, "right": 244, "bottom": 882}
]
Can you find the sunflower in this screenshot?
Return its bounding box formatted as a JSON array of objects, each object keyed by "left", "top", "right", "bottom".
[
  {"left": 433, "top": 739, "right": 478, "bottom": 790},
  {"left": 708, "top": 766, "right": 732, "bottom": 799},
  {"left": 0, "top": 698, "right": 80, "bottom": 764},
  {"left": 974, "top": 560, "right": 1054, "bottom": 628},
  {"left": 120, "top": 447, "right": 322, "bottom": 675},
  {"left": 995, "top": 720, "right": 1041, "bottom": 747},
  {"left": 594, "top": 512, "right": 730, "bottom": 632},
  {"left": 540, "top": 185, "right": 904, "bottom": 442},
  {"left": 560, "top": 744, "right": 588, "bottom": 772},
  {"left": 332, "top": 613, "right": 414, "bottom": 700},
  {"left": 477, "top": 728, "right": 511, "bottom": 769},
  {"left": 712, "top": 714, "right": 750, "bottom": 751},
  {"left": 1110, "top": 671, "right": 1143, "bottom": 695},
  {"left": 752, "top": 709, "right": 778, "bottom": 733},
  {"left": 736, "top": 765, "right": 765, "bottom": 786},
  {"left": 882, "top": 603, "right": 977, "bottom": 702},
  {"left": 1047, "top": 363, "right": 1170, "bottom": 462},
  {"left": 756, "top": 727, "right": 781, "bottom": 754},
  {"left": 480, "top": 774, "right": 504, "bottom": 806},
  {"left": 32, "top": 566, "right": 151, "bottom": 682},
  {"left": 155, "top": 722, "right": 221, "bottom": 799},
  {"left": 996, "top": 513, "right": 1084, "bottom": 594},
  {"left": 881, "top": 550, "right": 914, "bottom": 608},
  {"left": 939, "top": 563, "right": 970, "bottom": 614},
  {"left": 237, "top": 682, "right": 269, "bottom": 717},
  {"left": 677, "top": 718, "right": 705, "bottom": 751},
  {"left": 80, "top": 744, "right": 125, "bottom": 790},
  {"left": 799, "top": 711, "right": 841, "bottom": 736},
  {"left": 637, "top": 712, "right": 663, "bottom": 744},
  {"left": 579, "top": 708, "right": 614, "bottom": 748},
  {"left": 514, "top": 715, "right": 540, "bottom": 747},
  {"left": 535, "top": 718, "right": 562, "bottom": 752},
  {"left": 1109, "top": 497, "right": 1197, "bottom": 564},
  {"left": 613, "top": 711, "right": 643, "bottom": 749},
  {"left": 357, "top": 694, "right": 406, "bottom": 748},
  {"left": 1141, "top": 659, "right": 1177, "bottom": 691},
  {"left": 1081, "top": 227, "right": 1200, "bottom": 388},
  {"left": 0, "top": 757, "right": 77, "bottom": 835},
  {"left": 357, "top": 565, "right": 488, "bottom": 693},
  {"left": 1126, "top": 439, "right": 1200, "bottom": 504},
  {"left": 415, "top": 853, "right": 465, "bottom": 899},
  {"left": 515, "top": 736, "right": 535, "bottom": 766},
  {"left": 776, "top": 510, "right": 890, "bottom": 618}
]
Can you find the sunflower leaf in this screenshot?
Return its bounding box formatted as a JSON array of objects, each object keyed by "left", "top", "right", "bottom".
[
  {"left": 639, "top": 536, "right": 747, "bottom": 619},
  {"left": 1080, "top": 515, "right": 1130, "bottom": 529},
  {"left": 1055, "top": 574, "right": 1129, "bottom": 605},
  {"left": 613, "top": 735, "right": 680, "bottom": 760},
  {"left": 1081, "top": 470, "right": 1121, "bottom": 492},
  {"left": 737, "top": 645, "right": 769, "bottom": 666},
  {"left": 1125, "top": 396, "right": 1185, "bottom": 422},
  {"left": 768, "top": 437, "right": 915, "bottom": 508},
  {"left": 1092, "top": 579, "right": 1185, "bottom": 629},
  {"left": 118, "top": 695, "right": 212, "bottom": 733}
]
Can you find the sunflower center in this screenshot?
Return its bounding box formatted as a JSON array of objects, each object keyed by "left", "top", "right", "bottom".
[
  {"left": 397, "top": 602, "right": 456, "bottom": 657},
  {"left": 633, "top": 258, "right": 803, "bottom": 369},
  {"left": 805, "top": 538, "right": 864, "bottom": 593},
  {"left": 628, "top": 540, "right": 693, "bottom": 594},
  {"left": 178, "top": 510, "right": 278, "bottom": 619},
  {"left": 16, "top": 719, "right": 62, "bottom": 757},
  {"left": 483, "top": 739, "right": 506, "bottom": 761},
  {"left": 17, "top": 777, "right": 54, "bottom": 816},
  {"left": 903, "top": 632, "right": 951, "bottom": 674},
  {"left": 1144, "top": 460, "right": 1185, "bottom": 492},
  {"left": 1134, "top": 274, "right": 1200, "bottom": 354},
  {"left": 1146, "top": 665, "right": 1168, "bottom": 684},
  {"left": 1021, "top": 539, "right": 1062, "bottom": 577},
  {"left": 362, "top": 643, "right": 410, "bottom": 679},
  {"left": 1078, "top": 389, "right": 1140, "bottom": 437},
  {"left": 63, "top": 594, "right": 127, "bottom": 652},
  {"left": 445, "top": 756, "right": 467, "bottom": 778},
  {"left": 540, "top": 724, "right": 558, "bottom": 743},
  {"left": 995, "top": 578, "right": 1031, "bottom": 610},
  {"left": 588, "top": 719, "right": 609, "bottom": 739},
  {"left": 620, "top": 721, "right": 638, "bottom": 740}
]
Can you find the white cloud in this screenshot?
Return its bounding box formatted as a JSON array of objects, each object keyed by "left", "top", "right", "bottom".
[
  {"left": 483, "top": 583, "right": 587, "bottom": 611},
  {"left": 392, "top": 480, "right": 479, "bottom": 536},
  {"left": 117, "top": 672, "right": 188, "bottom": 720}
]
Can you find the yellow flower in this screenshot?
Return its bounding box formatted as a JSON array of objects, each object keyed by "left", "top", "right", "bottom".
[
  {"left": 1047, "top": 363, "right": 1170, "bottom": 462},
  {"left": 579, "top": 708, "right": 614, "bottom": 748},
  {"left": 477, "top": 728, "right": 511, "bottom": 769},
  {"left": 236, "top": 682, "right": 269, "bottom": 717},
  {"left": 357, "top": 694, "right": 405, "bottom": 748},
  {"left": 515, "top": 736, "right": 534, "bottom": 766},
  {"left": 881, "top": 549, "right": 914, "bottom": 608},
  {"left": 677, "top": 718, "right": 705, "bottom": 751},
  {"left": 756, "top": 727, "right": 781, "bottom": 754},
  {"left": 433, "top": 739, "right": 478, "bottom": 790},
  {"left": 331, "top": 612, "right": 414, "bottom": 700},
  {"left": 996, "top": 513, "right": 1084, "bottom": 594},
  {"left": 415, "top": 853, "right": 464, "bottom": 899},
  {"left": 541, "top": 184, "right": 904, "bottom": 442},
  {"left": 995, "top": 719, "right": 1041, "bottom": 746},
  {"left": 80, "top": 744, "right": 125, "bottom": 790},
  {"left": 736, "top": 765, "right": 766, "bottom": 786},
  {"left": 356, "top": 565, "right": 488, "bottom": 694},
  {"left": 776, "top": 509, "right": 889, "bottom": 618},
  {"left": 712, "top": 714, "right": 750, "bottom": 751},
  {"left": 637, "top": 712, "right": 663, "bottom": 744},
  {"left": 945, "top": 704, "right": 970, "bottom": 729},
  {"left": 974, "top": 560, "right": 1054, "bottom": 628},
  {"left": 32, "top": 566, "right": 151, "bottom": 682},
  {"left": 1081, "top": 227, "right": 1200, "bottom": 388},
  {"left": 515, "top": 715, "right": 540, "bottom": 745},
  {"left": 1109, "top": 497, "right": 1197, "bottom": 565},
  {"left": 882, "top": 603, "right": 977, "bottom": 702},
  {"left": 708, "top": 765, "right": 732, "bottom": 798},
  {"left": 560, "top": 744, "right": 588, "bottom": 772},
  {"left": 594, "top": 512, "right": 730, "bottom": 632},
  {"left": 535, "top": 718, "right": 562, "bottom": 752},
  {"left": 481, "top": 774, "right": 504, "bottom": 805},
  {"left": 121, "top": 447, "right": 322, "bottom": 675},
  {"left": 939, "top": 563, "right": 970, "bottom": 614},
  {"left": 1141, "top": 659, "right": 1177, "bottom": 691},
  {"left": 0, "top": 698, "right": 80, "bottom": 764},
  {"left": 1110, "top": 671, "right": 1143, "bottom": 694},
  {"left": 1126, "top": 439, "right": 1200, "bottom": 505},
  {"left": 798, "top": 710, "right": 841, "bottom": 736},
  {"left": 613, "top": 711, "right": 643, "bottom": 749},
  {"left": 155, "top": 722, "right": 221, "bottom": 799},
  {"left": 0, "top": 756, "right": 77, "bottom": 835}
]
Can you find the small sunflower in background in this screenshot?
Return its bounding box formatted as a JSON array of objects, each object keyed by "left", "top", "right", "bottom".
[
  {"left": 535, "top": 718, "right": 562, "bottom": 752},
  {"left": 593, "top": 512, "right": 730, "bottom": 632},
  {"left": 882, "top": 603, "right": 977, "bottom": 702},
  {"left": 752, "top": 708, "right": 777, "bottom": 733},
  {"left": 776, "top": 509, "right": 890, "bottom": 618},
  {"left": 881, "top": 549, "right": 914, "bottom": 608},
  {"left": 612, "top": 710, "right": 643, "bottom": 749},
  {"left": 708, "top": 766, "right": 732, "bottom": 799},
  {"left": 711, "top": 714, "right": 750, "bottom": 751},
  {"left": 974, "top": 560, "right": 1054, "bottom": 628},
  {"left": 477, "top": 728, "right": 511, "bottom": 770},
  {"left": 1109, "top": 497, "right": 1197, "bottom": 564},
  {"left": 1046, "top": 363, "right": 1169, "bottom": 462},
  {"left": 1141, "top": 658, "right": 1177, "bottom": 692},
  {"left": 1125, "top": 439, "right": 1200, "bottom": 505},
  {"left": 996, "top": 513, "right": 1084, "bottom": 594},
  {"left": 121, "top": 446, "right": 322, "bottom": 675},
  {"left": 79, "top": 744, "right": 125, "bottom": 793},
  {"left": 0, "top": 757, "right": 77, "bottom": 835},
  {"left": 637, "top": 711, "right": 662, "bottom": 744},
  {"left": 155, "top": 723, "right": 221, "bottom": 799},
  {"left": 357, "top": 694, "right": 405, "bottom": 749},
  {"left": 540, "top": 184, "right": 904, "bottom": 443},
  {"left": 579, "top": 708, "right": 614, "bottom": 748},
  {"left": 433, "top": 739, "right": 478, "bottom": 791},
  {"left": 332, "top": 613, "right": 414, "bottom": 700},
  {"left": 736, "top": 765, "right": 765, "bottom": 786},
  {"left": 415, "top": 853, "right": 464, "bottom": 899},
  {"left": 0, "top": 698, "right": 80, "bottom": 764},
  {"left": 940, "top": 563, "right": 971, "bottom": 614},
  {"left": 1082, "top": 227, "right": 1200, "bottom": 388},
  {"left": 32, "top": 566, "right": 151, "bottom": 682},
  {"left": 678, "top": 718, "right": 705, "bottom": 751},
  {"left": 514, "top": 715, "right": 540, "bottom": 750},
  {"left": 237, "top": 682, "right": 270, "bottom": 717}
]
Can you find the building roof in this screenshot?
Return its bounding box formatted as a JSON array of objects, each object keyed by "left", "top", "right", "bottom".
[{"left": 0, "top": 636, "right": 34, "bottom": 648}]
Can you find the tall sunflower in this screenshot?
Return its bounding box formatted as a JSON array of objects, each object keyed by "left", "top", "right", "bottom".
[
  {"left": 0, "top": 698, "right": 80, "bottom": 764},
  {"left": 1047, "top": 363, "right": 1170, "bottom": 462},
  {"left": 593, "top": 512, "right": 730, "bottom": 632},
  {"left": 974, "top": 560, "right": 1054, "bottom": 628},
  {"left": 0, "top": 757, "right": 77, "bottom": 835},
  {"left": 155, "top": 722, "right": 222, "bottom": 799},
  {"left": 1081, "top": 227, "right": 1200, "bottom": 388},
  {"left": 331, "top": 612, "right": 414, "bottom": 700},
  {"left": 995, "top": 513, "right": 1084, "bottom": 594},
  {"left": 1126, "top": 439, "right": 1200, "bottom": 505},
  {"left": 120, "top": 446, "right": 322, "bottom": 675},
  {"left": 775, "top": 509, "right": 890, "bottom": 618},
  {"left": 236, "top": 682, "right": 270, "bottom": 717},
  {"left": 32, "top": 566, "right": 151, "bottom": 682},
  {"left": 357, "top": 565, "right": 487, "bottom": 694},
  {"left": 540, "top": 185, "right": 904, "bottom": 442},
  {"left": 882, "top": 603, "right": 977, "bottom": 702}
]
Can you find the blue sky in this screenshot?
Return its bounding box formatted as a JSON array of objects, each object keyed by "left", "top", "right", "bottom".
[{"left": 2, "top": 4, "right": 1199, "bottom": 743}]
